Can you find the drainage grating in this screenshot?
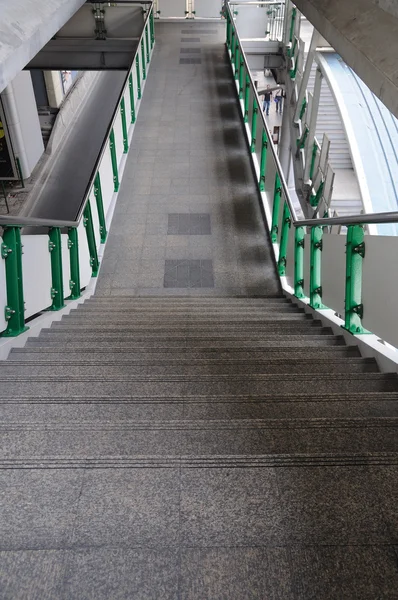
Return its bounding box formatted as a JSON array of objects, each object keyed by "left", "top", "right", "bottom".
[
  {"left": 181, "top": 37, "right": 201, "bottom": 43},
  {"left": 180, "top": 48, "right": 202, "bottom": 53},
  {"left": 179, "top": 58, "right": 202, "bottom": 64}
]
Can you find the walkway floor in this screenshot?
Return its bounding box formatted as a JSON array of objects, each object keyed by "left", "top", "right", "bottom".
[{"left": 97, "top": 22, "right": 280, "bottom": 298}]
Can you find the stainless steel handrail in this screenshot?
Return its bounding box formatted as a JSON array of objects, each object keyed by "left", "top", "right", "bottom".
[
  {"left": 296, "top": 211, "right": 398, "bottom": 228},
  {"left": 0, "top": 2, "right": 154, "bottom": 231}
]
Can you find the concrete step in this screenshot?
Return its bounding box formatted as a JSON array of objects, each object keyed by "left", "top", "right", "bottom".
[
  {"left": 0, "top": 373, "right": 396, "bottom": 397},
  {"left": 60, "top": 313, "right": 310, "bottom": 325},
  {"left": 10, "top": 346, "right": 360, "bottom": 361},
  {"left": 0, "top": 358, "right": 378, "bottom": 377},
  {"left": 74, "top": 305, "right": 303, "bottom": 315}
]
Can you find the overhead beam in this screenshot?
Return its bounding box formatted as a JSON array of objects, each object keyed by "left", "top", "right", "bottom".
[{"left": 293, "top": 0, "right": 398, "bottom": 119}]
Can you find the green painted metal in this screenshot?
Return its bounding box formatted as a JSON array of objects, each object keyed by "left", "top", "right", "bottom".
[
  {"left": 231, "top": 30, "right": 236, "bottom": 66},
  {"left": 145, "top": 24, "right": 150, "bottom": 63},
  {"left": 83, "top": 201, "right": 99, "bottom": 277},
  {"left": 289, "top": 8, "right": 297, "bottom": 45},
  {"left": 234, "top": 44, "right": 240, "bottom": 80},
  {"left": 67, "top": 227, "right": 81, "bottom": 300},
  {"left": 141, "top": 39, "right": 146, "bottom": 80},
  {"left": 129, "top": 73, "right": 136, "bottom": 123},
  {"left": 109, "top": 129, "right": 119, "bottom": 192},
  {"left": 244, "top": 75, "right": 250, "bottom": 123},
  {"left": 120, "top": 98, "right": 129, "bottom": 153},
  {"left": 294, "top": 226, "right": 305, "bottom": 298},
  {"left": 309, "top": 141, "right": 318, "bottom": 180},
  {"left": 136, "top": 55, "right": 142, "bottom": 99},
  {"left": 259, "top": 129, "right": 268, "bottom": 191},
  {"left": 277, "top": 202, "right": 291, "bottom": 276},
  {"left": 250, "top": 98, "right": 258, "bottom": 153},
  {"left": 239, "top": 58, "right": 244, "bottom": 99},
  {"left": 226, "top": 17, "right": 231, "bottom": 49},
  {"left": 299, "top": 97, "right": 307, "bottom": 120},
  {"left": 309, "top": 225, "right": 325, "bottom": 309},
  {"left": 93, "top": 172, "right": 107, "bottom": 243},
  {"left": 271, "top": 173, "right": 282, "bottom": 243},
  {"left": 296, "top": 126, "right": 309, "bottom": 150},
  {"left": 150, "top": 10, "right": 155, "bottom": 46},
  {"left": 48, "top": 227, "right": 65, "bottom": 311},
  {"left": 1, "top": 226, "right": 28, "bottom": 337},
  {"left": 310, "top": 179, "right": 324, "bottom": 208},
  {"left": 344, "top": 225, "right": 368, "bottom": 334}
]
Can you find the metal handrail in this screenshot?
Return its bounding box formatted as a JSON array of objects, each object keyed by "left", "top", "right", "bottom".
[{"left": 0, "top": 2, "right": 154, "bottom": 231}]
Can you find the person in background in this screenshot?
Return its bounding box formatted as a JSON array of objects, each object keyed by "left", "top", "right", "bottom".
[
  {"left": 274, "top": 89, "right": 282, "bottom": 114},
  {"left": 263, "top": 85, "right": 272, "bottom": 116}
]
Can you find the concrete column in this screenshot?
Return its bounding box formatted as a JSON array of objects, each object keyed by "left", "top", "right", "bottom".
[
  {"left": 1, "top": 71, "right": 44, "bottom": 179},
  {"left": 44, "top": 71, "right": 64, "bottom": 108}
]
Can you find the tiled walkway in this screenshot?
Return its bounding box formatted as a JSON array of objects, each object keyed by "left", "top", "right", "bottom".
[{"left": 97, "top": 22, "right": 280, "bottom": 297}]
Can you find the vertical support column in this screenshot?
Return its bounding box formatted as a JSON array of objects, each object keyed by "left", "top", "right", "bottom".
[
  {"left": 309, "top": 225, "right": 324, "bottom": 309},
  {"left": 129, "top": 73, "right": 136, "bottom": 123},
  {"left": 145, "top": 24, "right": 150, "bottom": 63},
  {"left": 136, "top": 55, "right": 142, "bottom": 99},
  {"left": 1, "top": 226, "right": 27, "bottom": 336},
  {"left": 244, "top": 75, "right": 250, "bottom": 123},
  {"left": 94, "top": 172, "right": 107, "bottom": 243},
  {"left": 67, "top": 227, "right": 81, "bottom": 300},
  {"left": 259, "top": 130, "right": 268, "bottom": 191},
  {"left": 234, "top": 44, "right": 240, "bottom": 80},
  {"left": 271, "top": 173, "right": 282, "bottom": 243},
  {"left": 109, "top": 129, "right": 119, "bottom": 192},
  {"left": 277, "top": 203, "right": 291, "bottom": 276},
  {"left": 83, "top": 201, "right": 99, "bottom": 277},
  {"left": 48, "top": 227, "right": 65, "bottom": 311},
  {"left": 294, "top": 226, "right": 305, "bottom": 298},
  {"left": 141, "top": 39, "right": 146, "bottom": 80},
  {"left": 344, "top": 225, "right": 366, "bottom": 333},
  {"left": 250, "top": 98, "right": 258, "bottom": 153},
  {"left": 239, "top": 57, "right": 244, "bottom": 99},
  {"left": 120, "top": 98, "right": 129, "bottom": 153}
]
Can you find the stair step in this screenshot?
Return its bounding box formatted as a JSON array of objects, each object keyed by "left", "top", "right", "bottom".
[
  {"left": 74, "top": 306, "right": 303, "bottom": 315},
  {"left": 60, "top": 313, "right": 309, "bottom": 325},
  {"left": 0, "top": 358, "right": 377, "bottom": 377},
  {"left": 10, "top": 346, "right": 360, "bottom": 361},
  {"left": 0, "top": 373, "right": 396, "bottom": 397}
]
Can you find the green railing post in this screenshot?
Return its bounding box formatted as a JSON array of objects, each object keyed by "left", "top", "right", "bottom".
[
  {"left": 129, "top": 73, "right": 136, "bottom": 123},
  {"left": 309, "top": 141, "right": 318, "bottom": 181},
  {"left": 234, "top": 44, "right": 240, "bottom": 80},
  {"left": 109, "top": 129, "right": 119, "bottom": 192},
  {"left": 145, "top": 24, "right": 150, "bottom": 63},
  {"left": 226, "top": 17, "right": 231, "bottom": 49},
  {"left": 120, "top": 98, "right": 129, "bottom": 153},
  {"left": 309, "top": 225, "right": 325, "bottom": 309},
  {"left": 259, "top": 129, "right": 268, "bottom": 191},
  {"left": 294, "top": 226, "right": 305, "bottom": 298},
  {"left": 150, "top": 10, "right": 155, "bottom": 47},
  {"left": 244, "top": 74, "right": 250, "bottom": 123},
  {"left": 344, "top": 225, "right": 367, "bottom": 334},
  {"left": 136, "top": 55, "right": 142, "bottom": 99},
  {"left": 94, "top": 172, "right": 107, "bottom": 243},
  {"left": 231, "top": 30, "right": 236, "bottom": 67},
  {"left": 83, "top": 201, "right": 99, "bottom": 277},
  {"left": 239, "top": 57, "right": 244, "bottom": 99},
  {"left": 1, "top": 226, "right": 27, "bottom": 337},
  {"left": 250, "top": 98, "right": 258, "bottom": 152},
  {"left": 271, "top": 173, "right": 282, "bottom": 243},
  {"left": 277, "top": 202, "right": 291, "bottom": 276},
  {"left": 289, "top": 7, "right": 297, "bottom": 45},
  {"left": 48, "top": 227, "right": 65, "bottom": 311},
  {"left": 141, "top": 39, "right": 146, "bottom": 80},
  {"left": 67, "top": 227, "right": 81, "bottom": 300}
]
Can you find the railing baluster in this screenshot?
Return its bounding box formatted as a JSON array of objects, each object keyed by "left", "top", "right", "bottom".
[
  {"left": 67, "top": 227, "right": 81, "bottom": 300},
  {"left": 109, "top": 129, "right": 119, "bottom": 192},
  {"left": 83, "top": 201, "right": 99, "bottom": 277},
  {"left": 259, "top": 129, "right": 268, "bottom": 191},
  {"left": 277, "top": 202, "right": 291, "bottom": 276},
  {"left": 1, "top": 226, "right": 27, "bottom": 336},
  {"left": 234, "top": 44, "right": 240, "bottom": 80},
  {"left": 48, "top": 227, "right": 65, "bottom": 311},
  {"left": 136, "top": 54, "right": 142, "bottom": 99},
  {"left": 141, "top": 39, "right": 146, "bottom": 80},
  {"left": 250, "top": 98, "right": 258, "bottom": 152},
  {"left": 271, "top": 173, "right": 282, "bottom": 243},
  {"left": 294, "top": 226, "right": 305, "bottom": 298},
  {"left": 120, "top": 98, "right": 129, "bottom": 154},
  {"left": 129, "top": 73, "right": 136, "bottom": 123},
  {"left": 344, "top": 225, "right": 367, "bottom": 333},
  {"left": 94, "top": 172, "right": 107, "bottom": 243},
  {"left": 309, "top": 225, "right": 324, "bottom": 309},
  {"left": 239, "top": 57, "right": 244, "bottom": 99},
  {"left": 244, "top": 74, "right": 250, "bottom": 123}
]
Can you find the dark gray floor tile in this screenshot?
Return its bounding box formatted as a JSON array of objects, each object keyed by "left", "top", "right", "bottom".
[
  {"left": 164, "top": 259, "right": 214, "bottom": 288},
  {"left": 0, "top": 470, "right": 83, "bottom": 550},
  {"left": 62, "top": 548, "right": 179, "bottom": 600},
  {"left": 72, "top": 469, "right": 180, "bottom": 547},
  {"left": 180, "top": 468, "right": 283, "bottom": 546},
  {"left": 180, "top": 547, "right": 294, "bottom": 600},
  {"left": 289, "top": 545, "right": 398, "bottom": 600},
  {"left": 168, "top": 213, "right": 211, "bottom": 235}
]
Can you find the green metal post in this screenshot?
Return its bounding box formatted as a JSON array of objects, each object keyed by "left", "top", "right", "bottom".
[
  {"left": 344, "top": 225, "right": 367, "bottom": 334},
  {"left": 226, "top": 17, "right": 231, "bottom": 49},
  {"left": 141, "top": 39, "right": 146, "bottom": 80},
  {"left": 271, "top": 173, "right": 282, "bottom": 243},
  {"left": 94, "top": 172, "right": 107, "bottom": 243},
  {"left": 150, "top": 11, "right": 155, "bottom": 46},
  {"left": 136, "top": 55, "right": 142, "bottom": 99},
  {"left": 1, "top": 226, "right": 27, "bottom": 337},
  {"left": 109, "top": 129, "right": 119, "bottom": 192},
  {"left": 239, "top": 58, "right": 244, "bottom": 99},
  {"left": 294, "top": 226, "right": 305, "bottom": 298},
  {"left": 145, "top": 24, "right": 150, "bottom": 63},
  {"left": 120, "top": 98, "right": 129, "bottom": 153},
  {"left": 231, "top": 30, "right": 236, "bottom": 67},
  {"left": 67, "top": 227, "right": 81, "bottom": 300},
  {"left": 234, "top": 44, "right": 240, "bottom": 80},
  {"left": 129, "top": 73, "right": 136, "bottom": 123},
  {"left": 259, "top": 129, "right": 268, "bottom": 191},
  {"left": 299, "top": 97, "right": 307, "bottom": 120},
  {"left": 309, "top": 225, "right": 325, "bottom": 309},
  {"left": 244, "top": 75, "right": 250, "bottom": 123},
  {"left": 250, "top": 98, "right": 258, "bottom": 153},
  {"left": 48, "top": 227, "right": 65, "bottom": 311},
  {"left": 277, "top": 202, "right": 291, "bottom": 276},
  {"left": 83, "top": 201, "right": 99, "bottom": 277},
  {"left": 309, "top": 141, "right": 318, "bottom": 180},
  {"left": 289, "top": 7, "right": 297, "bottom": 44}
]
